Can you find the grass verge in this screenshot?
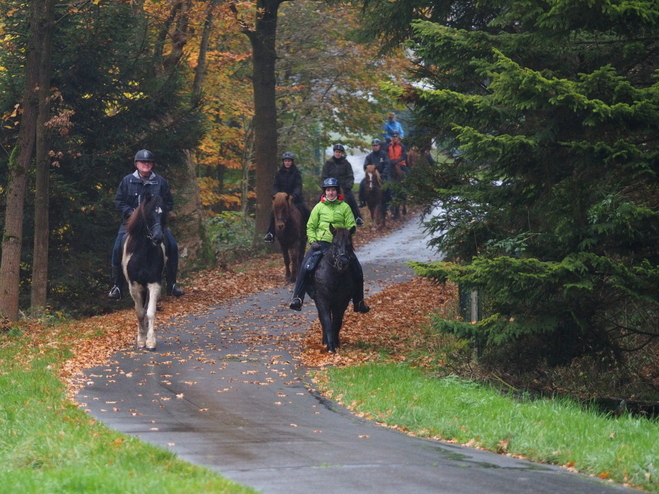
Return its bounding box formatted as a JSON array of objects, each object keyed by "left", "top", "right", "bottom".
[
  {"left": 313, "top": 362, "right": 658, "bottom": 492},
  {"left": 0, "top": 329, "right": 256, "bottom": 494}
]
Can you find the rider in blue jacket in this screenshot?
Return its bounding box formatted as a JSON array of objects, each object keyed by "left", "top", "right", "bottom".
[{"left": 108, "top": 149, "right": 184, "bottom": 300}]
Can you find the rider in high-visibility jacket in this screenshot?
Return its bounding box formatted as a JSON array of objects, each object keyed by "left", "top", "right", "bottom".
[{"left": 289, "top": 178, "right": 370, "bottom": 313}]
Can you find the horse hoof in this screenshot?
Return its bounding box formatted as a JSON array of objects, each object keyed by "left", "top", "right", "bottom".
[{"left": 146, "top": 346, "right": 156, "bottom": 352}]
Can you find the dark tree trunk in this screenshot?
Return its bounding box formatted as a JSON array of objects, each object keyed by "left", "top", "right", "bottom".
[
  {"left": 0, "top": 0, "right": 45, "bottom": 320},
  {"left": 246, "top": 0, "right": 286, "bottom": 240},
  {"left": 31, "top": 0, "right": 56, "bottom": 315}
]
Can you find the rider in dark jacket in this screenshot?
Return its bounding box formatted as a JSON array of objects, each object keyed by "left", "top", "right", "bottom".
[
  {"left": 108, "top": 149, "right": 184, "bottom": 300},
  {"left": 264, "top": 152, "right": 309, "bottom": 243},
  {"left": 320, "top": 143, "right": 363, "bottom": 226},
  {"left": 358, "top": 138, "right": 391, "bottom": 206}
]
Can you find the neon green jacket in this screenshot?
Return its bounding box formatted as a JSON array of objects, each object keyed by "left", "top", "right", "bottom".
[{"left": 307, "top": 196, "right": 356, "bottom": 243}]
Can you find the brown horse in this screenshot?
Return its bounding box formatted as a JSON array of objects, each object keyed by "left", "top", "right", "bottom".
[
  {"left": 272, "top": 192, "right": 307, "bottom": 282},
  {"left": 389, "top": 163, "right": 408, "bottom": 220},
  {"left": 364, "top": 164, "right": 385, "bottom": 230}
]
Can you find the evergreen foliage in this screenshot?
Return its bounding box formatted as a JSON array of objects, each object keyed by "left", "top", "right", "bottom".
[
  {"left": 397, "top": 0, "right": 659, "bottom": 368},
  {"left": 0, "top": 1, "right": 204, "bottom": 315}
]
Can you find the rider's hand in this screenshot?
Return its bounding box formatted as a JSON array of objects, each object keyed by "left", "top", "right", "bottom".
[{"left": 311, "top": 241, "right": 321, "bottom": 250}]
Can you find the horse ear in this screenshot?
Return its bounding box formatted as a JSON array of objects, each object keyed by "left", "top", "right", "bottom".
[
  {"left": 329, "top": 223, "right": 336, "bottom": 235},
  {"left": 349, "top": 226, "right": 356, "bottom": 235}
]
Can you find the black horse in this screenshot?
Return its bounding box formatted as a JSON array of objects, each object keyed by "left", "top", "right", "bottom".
[
  {"left": 122, "top": 193, "right": 167, "bottom": 351},
  {"left": 310, "top": 226, "right": 355, "bottom": 353}
]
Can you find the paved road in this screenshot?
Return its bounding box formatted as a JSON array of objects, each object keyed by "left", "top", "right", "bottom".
[{"left": 77, "top": 217, "right": 633, "bottom": 494}]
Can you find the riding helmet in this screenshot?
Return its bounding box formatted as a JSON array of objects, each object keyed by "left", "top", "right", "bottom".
[
  {"left": 282, "top": 151, "right": 295, "bottom": 161},
  {"left": 371, "top": 138, "right": 381, "bottom": 146},
  {"left": 134, "top": 149, "right": 155, "bottom": 162},
  {"left": 332, "top": 143, "right": 345, "bottom": 152},
  {"left": 322, "top": 177, "right": 340, "bottom": 189}
]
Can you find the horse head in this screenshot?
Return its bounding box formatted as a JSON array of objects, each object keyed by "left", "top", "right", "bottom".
[
  {"left": 328, "top": 224, "right": 354, "bottom": 272},
  {"left": 365, "top": 164, "right": 381, "bottom": 189},
  {"left": 272, "top": 192, "right": 292, "bottom": 233},
  {"left": 128, "top": 193, "right": 166, "bottom": 246}
]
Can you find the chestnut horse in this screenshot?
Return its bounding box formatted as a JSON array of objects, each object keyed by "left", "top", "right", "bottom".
[
  {"left": 364, "top": 164, "right": 386, "bottom": 230},
  {"left": 272, "top": 192, "right": 307, "bottom": 282}
]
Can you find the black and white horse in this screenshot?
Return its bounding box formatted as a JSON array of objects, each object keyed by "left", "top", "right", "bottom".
[{"left": 122, "top": 194, "right": 167, "bottom": 350}]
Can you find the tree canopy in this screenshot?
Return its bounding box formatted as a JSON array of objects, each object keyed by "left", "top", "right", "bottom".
[{"left": 392, "top": 0, "right": 659, "bottom": 369}]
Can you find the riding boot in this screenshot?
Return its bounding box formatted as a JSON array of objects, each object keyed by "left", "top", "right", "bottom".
[
  {"left": 108, "top": 266, "right": 124, "bottom": 300},
  {"left": 350, "top": 257, "right": 370, "bottom": 313},
  {"left": 289, "top": 271, "right": 308, "bottom": 311},
  {"left": 166, "top": 260, "right": 185, "bottom": 297},
  {"left": 264, "top": 213, "right": 275, "bottom": 243},
  {"left": 290, "top": 252, "right": 313, "bottom": 311}
]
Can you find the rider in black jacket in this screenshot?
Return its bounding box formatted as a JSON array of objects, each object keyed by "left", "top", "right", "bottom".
[
  {"left": 358, "top": 138, "right": 391, "bottom": 206},
  {"left": 321, "top": 143, "right": 363, "bottom": 226},
  {"left": 264, "top": 152, "right": 309, "bottom": 242},
  {"left": 108, "top": 149, "right": 184, "bottom": 300}
]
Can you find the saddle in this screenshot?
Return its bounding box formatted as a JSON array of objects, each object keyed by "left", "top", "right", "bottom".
[{"left": 304, "top": 249, "right": 324, "bottom": 271}]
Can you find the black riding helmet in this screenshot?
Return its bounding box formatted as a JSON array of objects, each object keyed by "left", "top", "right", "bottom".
[
  {"left": 282, "top": 151, "right": 295, "bottom": 162},
  {"left": 322, "top": 177, "right": 341, "bottom": 195},
  {"left": 332, "top": 143, "right": 345, "bottom": 152},
  {"left": 134, "top": 149, "right": 155, "bottom": 162}
]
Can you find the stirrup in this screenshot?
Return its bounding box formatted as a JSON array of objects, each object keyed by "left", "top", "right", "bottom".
[
  {"left": 108, "top": 286, "right": 122, "bottom": 300},
  {"left": 355, "top": 217, "right": 364, "bottom": 227},
  {"left": 290, "top": 297, "right": 303, "bottom": 311},
  {"left": 354, "top": 300, "right": 370, "bottom": 313},
  {"left": 264, "top": 232, "right": 275, "bottom": 243}
]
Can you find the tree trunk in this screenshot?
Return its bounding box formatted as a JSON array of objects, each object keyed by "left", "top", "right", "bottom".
[
  {"left": 0, "top": 0, "right": 44, "bottom": 321},
  {"left": 30, "top": 0, "right": 56, "bottom": 315},
  {"left": 247, "top": 0, "right": 285, "bottom": 240},
  {"left": 191, "top": 0, "right": 218, "bottom": 107}
]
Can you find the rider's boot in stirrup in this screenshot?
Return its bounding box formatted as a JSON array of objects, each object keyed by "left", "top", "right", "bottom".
[
  {"left": 108, "top": 266, "right": 124, "bottom": 300},
  {"left": 354, "top": 300, "right": 370, "bottom": 313},
  {"left": 166, "top": 262, "right": 185, "bottom": 297}
]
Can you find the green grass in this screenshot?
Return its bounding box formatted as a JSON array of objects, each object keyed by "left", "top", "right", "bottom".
[
  {"left": 0, "top": 331, "right": 257, "bottom": 494},
  {"left": 317, "top": 363, "right": 659, "bottom": 491}
]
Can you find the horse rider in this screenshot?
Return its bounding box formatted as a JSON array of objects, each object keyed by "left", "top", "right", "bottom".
[
  {"left": 383, "top": 112, "right": 405, "bottom": 140},
  {"left": 108, "top": 149, "right": 185, "bottom": 300},
  {"left": 289, "top": 178, "right": 370, "bottom": 314},
  {"left": 264, "top": 151, "right": 309, "bottom": 243},
  {"left": 321, "top": 143, "right": 364, "bottom": 226},
  {"left": 358, "top": 138, "right": 391, "bottom": 207},
  {"left": 387, "top": 131, "right": 409, "bottom": 174}
]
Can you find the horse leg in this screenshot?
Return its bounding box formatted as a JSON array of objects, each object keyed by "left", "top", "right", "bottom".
[
  {"left": 145, "top": 282, "right": 160, "bottom": 350},
  {"left": 315, "top": 299, "right": 336, "bottom": 352},
  {"left": 332, "top": 306, "right": 347, "bottom": 350},
  {"left": 282, "top": 247, "right": 292, "bottom": 282},
  {"left": 131, "top": 284, "right": 148, "bottom": 348}
]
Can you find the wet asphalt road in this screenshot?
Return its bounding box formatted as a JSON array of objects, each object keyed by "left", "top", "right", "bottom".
[{"left": 77, "top": 217, "right": 634, "bottom": 494}]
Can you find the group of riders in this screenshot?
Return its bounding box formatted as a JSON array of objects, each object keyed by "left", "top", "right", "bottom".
[{"left": 107, "top": 115, "right": 410, "bottom": 314}]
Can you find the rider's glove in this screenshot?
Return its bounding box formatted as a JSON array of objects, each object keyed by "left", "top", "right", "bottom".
[{"left": 311, "top": 241, "right": 321, "bottom": 250}]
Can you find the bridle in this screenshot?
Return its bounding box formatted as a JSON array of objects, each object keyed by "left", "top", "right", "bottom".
[{"left": 146, "top": 206, "right": 164, "bottom": 244}]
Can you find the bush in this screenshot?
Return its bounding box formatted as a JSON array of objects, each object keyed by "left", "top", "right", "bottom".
[{"left": 206, "top": 212, "right": 263, "bottom": 265}]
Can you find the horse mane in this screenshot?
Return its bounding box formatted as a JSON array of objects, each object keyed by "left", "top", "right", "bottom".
[
  {"left": 330, "top": 226, "right": 354, "bottom": 253},
  {"left": 272, "top": 192, "right": 291, "bottom": 212},
  {"left": 126, "top": 194, "right": 167, "bottom": 237},
  {"left": 365, "top": 165, "right": 382, "bottom": 186}
]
